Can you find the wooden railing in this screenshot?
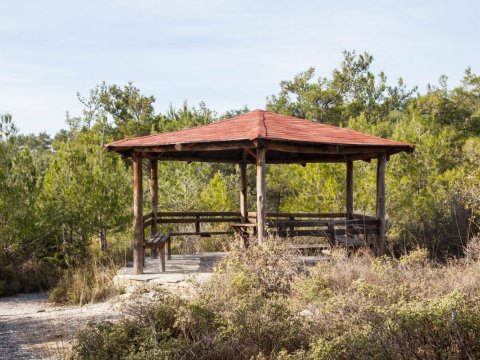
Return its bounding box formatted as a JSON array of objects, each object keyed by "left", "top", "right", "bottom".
[
  {"left": 143, "top": 211, "right": 379, "bottom": 240},
  {"left": 143, "top": 211, "right": 241, "bottom": 237}
]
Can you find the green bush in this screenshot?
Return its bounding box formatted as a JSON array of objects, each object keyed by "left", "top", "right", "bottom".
[
  {"left": 310, "top": 293, "right": 480, "bottom": 359},
  {"left": 0, "top": 258, "right": 57, "bottom": 296},
  {"left": 72, "top": 244, "right": 480, "bottom": 360}
]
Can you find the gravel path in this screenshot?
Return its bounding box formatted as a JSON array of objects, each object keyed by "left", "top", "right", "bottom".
[{"left": 0, "top": 293, "right": 119, "bottom": 360}]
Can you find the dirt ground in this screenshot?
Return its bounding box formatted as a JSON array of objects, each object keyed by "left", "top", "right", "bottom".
[
  {"left": 0, "top": 293, "right": 120, "bottom": 360},
  {"left": 0, "top": 254, "right": 225, "bottom": 359}
]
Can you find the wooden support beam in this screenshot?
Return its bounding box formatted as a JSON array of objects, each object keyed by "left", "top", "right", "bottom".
[
  {"left": 154, "top": 153, "right": 375, "bottom": 164},
  {"left": 346, "top": 161, "right": 354, "bottom": 219},
  {"left": 327, "top": 221, "right": 336, "bottom": 247},
  {"left": 243, "top": 148, "right": 257, "bottom": 159},
  {"left": 150, "top": 159, "right": 158, "bottom": 259},
  {"left": 159, "top": 243, "right": 166, "bottom": 272},
  {"left": 240, "top": 162, "right": 248, "bottom": 223},
  {"left": 157, "top": 217, "right": 242, "bottom": 224},
  {"left": 256, "top": 147, "right": 267, "bottom": 244},
  {"left": 195, "top": 215, "right": 200, "bottom": 233},
  {"left": 263, "top": 141, "right": 402, "bottom": 155},
  {"left": 158, "top": 155, "right": 243, "bottom": 164},
  {"left": 376, "top": 153, "right": 387, "bottom": 256},
  {"left": 133, "top": 152, "right": 144, "bottom": 275},
  {"left": 129, "top": 141, "right": 255, "bottom": 154},
  {"left": 167, "top": 238, "right": 172, "bottom": 260}
]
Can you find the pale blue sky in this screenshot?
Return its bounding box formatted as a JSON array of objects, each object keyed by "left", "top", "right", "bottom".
[{"left": 1, "top": 0, "right": 479, "bottom": 135}]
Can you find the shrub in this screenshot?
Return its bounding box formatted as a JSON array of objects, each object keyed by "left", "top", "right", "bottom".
[
  {"left": 72, "top": 243, "right": 480, "bottom": 359},
  {"left": 464, "top": 235, "right": 480, "bottom": 263},
  {"left": 0, "top": 258, "right": 57, "bottom": 296},
  {"left": 309, "top": 292, "right": 480, "bottom": 359},
  {"left": 49, "top": 254, "right": 122, "bottom": 305}
]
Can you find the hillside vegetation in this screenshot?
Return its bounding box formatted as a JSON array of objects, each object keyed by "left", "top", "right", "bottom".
[
  {"left": 1, "top": 50, "right": 480, "bottom": 301},
  {"left": 72, "top": 240, "right": 480, "bottom": 359}
]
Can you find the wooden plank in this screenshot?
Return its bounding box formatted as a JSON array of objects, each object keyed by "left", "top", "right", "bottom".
[
  {"left": 169, "top": 231, "right": 233, "bottom": 236},
  {"left": 376, "top": 153, "right": 387, "bottom": 256},
  {"left": 150, "top": 160, "right": 158, "bottom": 259},
  {"left": 143, "top": 212, "right": 153, "bottom": 221},
  {"left": 145, "top": 233, "right": 170, "bottom": 247},
  {"left": 265, "top": 154, "right": 376, "bottom": 164},
  {"left": 195, "top": 215, "right": 200, "bottom": 233},
  {"left": 155, "top": 211, "right": 356, "bottom": 219},
  {"left": 240, "top": 162, "right": 248, "bottom": 223},
  {"left": 129, "top": 140, "right": 255, "bottom": 153},
  {"left": 352, "top": 213, "right": 377, "bottom": 220},
  {"left": 159, "top": 243, "right": 166, "bottom": 272},
  {"left": 152, "top": 154, "right": 376, "bottom": 164},
  {"left": 158, "top": 156, "right": 246, "bottom": 164},
  {"left": 262, "top": 140, "right": 402, "bottom": 155},
  {"left": 277, "top": 227, "right": 378, "bottom": 237},
  {"left": 243, "top": 148, "right": 257, "bottom": 159},
  {"left": 167, "top": 238, "right": 172, "bottom": 260},
  {"left": 268, "top": 219, "right": 379, "bottom": 227},
  {"left": 289, "top": 216, "right": 295, "bottom": 237},
  {"left": 346, "top": 161, "right": 354, "bottom": 219},
  {"left": 157, "top": 211, "right": 242, "bottom": 217},
  {"left": 133, "top": 152, "right": 144, "bottom": 275},
  {"left": 256, "top": 147, "right": 267, "bottom": 244},
  {"left": 160, "top": 233, "right": 170, "bottom": 243},
  {"left": 327, "top": 221, "right": 336, "bottom": 247},
  {"left": 151, "top": 233, "right": 162, "bottom": 245},
  {"left": 248, "top": 211, "right": 347, "bottom": 218},
  {"left": 157, "top": 217, "right": 242, "bottom": 224}
]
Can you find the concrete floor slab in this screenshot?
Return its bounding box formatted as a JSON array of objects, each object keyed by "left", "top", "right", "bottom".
[{"left": 114, "top": 253, "right": 227, "bottom": 287}]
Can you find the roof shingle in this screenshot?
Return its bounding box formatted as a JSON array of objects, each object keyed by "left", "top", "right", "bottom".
[{"left": 106, "top": 109, "right": 413, "bottom": 152}]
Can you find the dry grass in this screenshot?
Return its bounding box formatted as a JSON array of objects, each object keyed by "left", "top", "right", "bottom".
[
  {"left": 49, "top": 254, "right": 123, "bottom": 305},
  {"left": 71, "top": 237, "right": 480, "bottom": 359}
]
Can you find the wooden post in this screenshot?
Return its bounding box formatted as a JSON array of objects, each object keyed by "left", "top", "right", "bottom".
[
  {"left": 256, "top": 147, "right": 267, "bottom": 244},
  {"left": 150, "top": 160, "right": 158, "bottom": 259},
  {"left": 327, "top": 221, "right": 336, "bottom": 248},
  {"left": 133, "top": 152, "right": 144, "bottom": 275},
  {"left": 167, "top": 238, "right": 172, "bottom": 260},
  {"left": 240, "top": 162, "right": 248, "bottom": 223},
  {"left": 195, "top": 215, "right": 200, "bottom": 233},
  {"left": 160, "top": 243, "right": 166, "bottom": 272},
  {"left": 376, "top": 154, "right": 387, "bottom": 256},
  {"left": 346, "top": 161, "right": 354, "bottom": 219}
]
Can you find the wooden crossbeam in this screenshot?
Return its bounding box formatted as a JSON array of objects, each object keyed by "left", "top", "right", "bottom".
[
  {"left": 157, "top": 217, "right": 242, "bottom": 224},
  {"left": 268, "top": 219, "right": 379, "bottom": 227}
]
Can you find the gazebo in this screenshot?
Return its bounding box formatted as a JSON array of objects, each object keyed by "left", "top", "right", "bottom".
[{"left": 105, "top": 110, "right": 414, "bottom": 274}]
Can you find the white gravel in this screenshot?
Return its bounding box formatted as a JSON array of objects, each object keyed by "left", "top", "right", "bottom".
[{"left": 0, "top": 293, "right": 119, "bottom": 360}]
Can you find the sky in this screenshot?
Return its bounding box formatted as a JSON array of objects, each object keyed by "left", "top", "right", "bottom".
[{"left": 0, "top": 0, "right": 479, "bottom": 135}]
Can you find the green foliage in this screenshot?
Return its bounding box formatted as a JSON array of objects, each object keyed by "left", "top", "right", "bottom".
[
  {"left": 72, "top": 243, "right": 480, "bottom": 359},
  {"left": 38, "top": 130, "right": 130, "bottom": 262},
  {"left": 3, "top": 50, "right": 480, "bottom": 298},
  {"left": 73, "top": 244, "right": 308, "bottom": 360},
  {"left": 309, "top": 293, "right": 480, "bottom": 360},
  {"left": 266, "top": 50, "right": 415, "bottom": 125},
  {"left": 200, "top": 172, "right": 235, "bottom": 212}
]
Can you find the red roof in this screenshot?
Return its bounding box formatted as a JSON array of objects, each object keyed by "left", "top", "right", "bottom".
[{"left": 106, "top": 110, "right": 414, "bottom": 151}]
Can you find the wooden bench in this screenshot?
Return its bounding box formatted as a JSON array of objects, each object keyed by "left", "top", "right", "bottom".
[
  {"left": 144, "top": 232, "right": 171, "bottom": 272},
  {"left": 268, "top": 218, "right": 373, "bottom": 249}
]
